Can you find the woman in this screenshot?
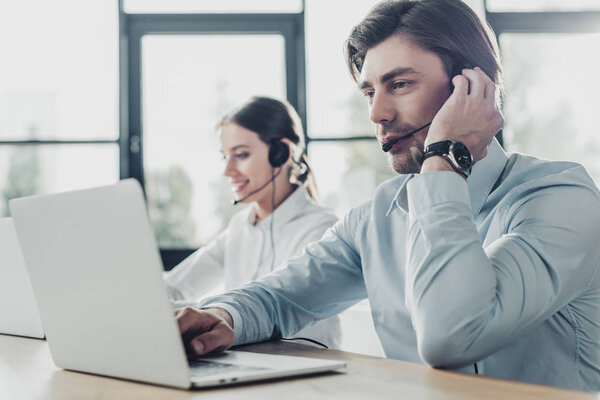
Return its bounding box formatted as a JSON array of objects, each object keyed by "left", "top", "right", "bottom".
[{"left": 165, "top": 96, "right": 341, "bottom": 348}]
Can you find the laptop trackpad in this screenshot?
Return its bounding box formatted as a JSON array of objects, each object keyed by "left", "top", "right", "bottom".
[{"left": 188, "top": 356, "right": 268, "bottom": 378}]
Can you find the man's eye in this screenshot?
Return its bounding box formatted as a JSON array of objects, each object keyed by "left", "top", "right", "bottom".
[
  {"left": 362, "top": 90, "right": 375, "bottom": 99},
  {"left": 392, "top": 81, "right": 409, "bottom": 90},
  {"left": 235, "top": 152, "right": 249, "bottom": 159}
]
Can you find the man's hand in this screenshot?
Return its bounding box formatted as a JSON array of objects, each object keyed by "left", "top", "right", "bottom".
[
  {"left": 175, "top": 307, "right": 235, "bottom": 356},
  {"left": 424, "top": 67, "right": 504, "bottom": 164}
]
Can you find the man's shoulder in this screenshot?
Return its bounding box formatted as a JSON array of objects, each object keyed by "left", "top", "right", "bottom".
[
  {"left": 504, "top": 152, "right": 596, "bottom": 190},
  {"left": 496, "top": 152, "right": 600, "bottom": 206}
]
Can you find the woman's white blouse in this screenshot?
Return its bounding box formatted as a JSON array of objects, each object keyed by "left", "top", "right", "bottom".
[{"left": 164, "top": 185, "right": 341, "bottom": 348}]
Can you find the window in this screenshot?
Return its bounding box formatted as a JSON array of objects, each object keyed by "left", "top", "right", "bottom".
[
  {"left": 142, "top": 35, "right": 286, "bottom": 247},
  {"left": 486, "top": 5, "right": 600, "bottom": 185},
  {"left": 487, "top": 0, "right": 600, "bottom": 12},
  {"left": 304, "top": 0, "right": 397, "bottom": 217},
  {"left": 0, "top": 0, "right": 120, "bottom": 217},
  {"left": 122, "top": 9, "right": 304, "bottom": 266},
  {"left": 500, "top": 33, "right": 600, "bottom": 182},
  {"left": 123, "top": 0, "right": 302, "bottom": 14}
]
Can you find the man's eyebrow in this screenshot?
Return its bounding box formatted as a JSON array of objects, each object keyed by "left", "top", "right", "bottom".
[{"left": 359, "top": 67, "right": 419, "bottom": 90}]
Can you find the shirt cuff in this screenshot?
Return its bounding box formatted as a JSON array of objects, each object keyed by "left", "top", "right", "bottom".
[
  {"left": 407, "top": 171, "right": 470, "bottom": 216},
  {"left": 199, "top": 302, "right": 245, "bottom": 346}
]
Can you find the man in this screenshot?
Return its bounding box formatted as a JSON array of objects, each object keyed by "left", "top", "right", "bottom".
[{"left": 176, "top": 0, "right": 600, "bottom": 391}]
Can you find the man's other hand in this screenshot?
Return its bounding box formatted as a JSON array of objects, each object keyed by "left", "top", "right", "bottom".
[{"left": 175, "top": 307, "right": 235, "bottom": 356}]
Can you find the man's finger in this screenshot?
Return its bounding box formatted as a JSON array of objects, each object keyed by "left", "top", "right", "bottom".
[
  {"left": 189, "top": 323, "right": 235, "bottom": 355},
  {"left": 473, "top": 67, "right": 496, "bottom": 101},
  {"left": 461, "top": 68, "right": 485, "bottom": 99},
  {"left": 451, "top": 75, "right": 469, "bottom": 98},
  {"left": 176, "top": 307, "right": 215, "bottom": 335}
]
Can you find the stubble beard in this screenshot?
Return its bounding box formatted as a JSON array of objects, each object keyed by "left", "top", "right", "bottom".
[
  {"left": 390, "top": 152, "right": 418, "bottom": 174},
  {"left": 385, "top": 131, "right": 426, "bottom": 174}
]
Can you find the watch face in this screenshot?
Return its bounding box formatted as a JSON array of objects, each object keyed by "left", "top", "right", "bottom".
[{"left": 451, "top": 142, "right": 472, "bottom": 169}]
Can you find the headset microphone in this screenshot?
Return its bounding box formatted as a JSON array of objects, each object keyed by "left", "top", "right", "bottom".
[
  {"left": 381, "top": 122, "right": 432, "bottom": 153},
  {"left": 232, "top": 140, "right": 289, "bottom": 206},
  {"left": 231, "top": 169, "right": 282, "bottom": 205}
]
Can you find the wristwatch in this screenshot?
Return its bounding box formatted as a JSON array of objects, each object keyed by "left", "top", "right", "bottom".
[{"left": 422, "top": 140, "right": 473, "bottom": 177}]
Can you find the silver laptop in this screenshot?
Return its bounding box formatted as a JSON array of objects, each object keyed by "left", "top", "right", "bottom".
[
  {"left": 9, "top": 179, "right": 345, "bottom": 389},
  {"left": 0, "top": 217, "right": 45, "bottom": 339}
]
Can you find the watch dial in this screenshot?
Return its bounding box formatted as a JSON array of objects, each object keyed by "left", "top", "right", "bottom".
[{"left": 453, "top": 142, "right": 472, "bottom": 169}]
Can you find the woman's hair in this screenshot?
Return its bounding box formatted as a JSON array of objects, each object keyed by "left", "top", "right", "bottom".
[
  {"left": 344, "top": 0, "right": 503, "bottom": 106},
  {"left": 219, "top": 96, "right": 319, "bottom": 200}
]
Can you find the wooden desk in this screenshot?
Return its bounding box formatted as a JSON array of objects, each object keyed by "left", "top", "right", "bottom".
[{"left": 0, "top": 334, "right": 595, "bottom": 399}]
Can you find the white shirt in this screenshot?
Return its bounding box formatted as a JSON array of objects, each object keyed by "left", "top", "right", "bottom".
[{"left": 165, "top": 185, "right": 342, "bottom": 348}]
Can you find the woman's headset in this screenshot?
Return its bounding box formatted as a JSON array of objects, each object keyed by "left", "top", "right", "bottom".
[
  {"left": 268, "top": 140, "right": 290, "bottom": 168},
  {"left": 269, "top": 140, "right": 308, "bottom": 176}
]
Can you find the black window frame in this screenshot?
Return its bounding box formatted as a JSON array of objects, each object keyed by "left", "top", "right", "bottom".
[
  {"left": 485, "top": 3, "right": 600, "bottom": 157},
  {"left": 119, "top": 3, "right": 306, "bottom": 269},
  {"left": 0, "top": 0, "right": 121, "bottom": 217}
]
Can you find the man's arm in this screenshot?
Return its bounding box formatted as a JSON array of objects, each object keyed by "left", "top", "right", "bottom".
[
  {"left": 178, "top": 207, "right": 370, "bottom": 355},
  {"left": 408, "top": 66, "right": 600, "bottom": 367},
  {"left": 406, "top": 170, "right": 600, "bottom": 367}
]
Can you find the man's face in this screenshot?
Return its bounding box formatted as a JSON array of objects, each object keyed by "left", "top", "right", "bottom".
[{"left": 359, "top": 34, "right": 452, "bottom": 174}]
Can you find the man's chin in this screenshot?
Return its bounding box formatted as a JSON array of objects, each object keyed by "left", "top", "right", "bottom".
[{"left": 389, "top": 153, "right": 420, "bottom": 174}]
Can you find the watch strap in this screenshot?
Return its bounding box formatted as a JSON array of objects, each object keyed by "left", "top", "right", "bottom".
[
  {"left": 421, "top": 140, "right": 472, "bottom": 177},
  {"left": 422, "top": 140, "right": 452, "bottom": 161}
]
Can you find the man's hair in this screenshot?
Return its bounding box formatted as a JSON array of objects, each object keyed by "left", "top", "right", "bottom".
[{"left": 344, "top": 0, "right": 503, "bottom": 97}]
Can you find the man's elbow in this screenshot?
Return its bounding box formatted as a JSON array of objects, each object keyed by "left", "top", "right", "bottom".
[{"left": 417, "top": 328, "right": 472, "bottom": 368}]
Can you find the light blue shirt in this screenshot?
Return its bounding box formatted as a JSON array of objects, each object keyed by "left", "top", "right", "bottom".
[{"left": 201, "top": 138, "right": 600, "bottom": 391}]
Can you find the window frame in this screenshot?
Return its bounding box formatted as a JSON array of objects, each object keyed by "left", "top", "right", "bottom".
[
  {"left": 484, "top": 4, "right": 600, "bottom": 159},
  {"left": 119, "top": 4, "right": 306, "bottom": 268},
  {"left": 0, "top": 0, "right": 121, "bottom": 216}
]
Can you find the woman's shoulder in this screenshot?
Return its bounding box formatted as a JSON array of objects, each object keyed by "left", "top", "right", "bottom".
[{"left": 294, "top": 191, "right": 338, "bottom": 225}]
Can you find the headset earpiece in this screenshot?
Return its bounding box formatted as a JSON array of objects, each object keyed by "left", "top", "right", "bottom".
[{"left": 268, "top": 141, "right": 290, "bottom": 168}]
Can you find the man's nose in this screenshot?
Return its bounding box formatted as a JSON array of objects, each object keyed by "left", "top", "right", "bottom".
[{"left": 369, "top": 92, "right": 395, "bottom": 126}]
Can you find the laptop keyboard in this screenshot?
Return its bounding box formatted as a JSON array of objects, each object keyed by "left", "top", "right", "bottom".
[{"left": 188, "top": 358, "right": 267, "bottom": 378}]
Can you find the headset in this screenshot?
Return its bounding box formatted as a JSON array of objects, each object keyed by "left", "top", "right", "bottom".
[
  {"left": 231, "top": 140, "right": 291, "bottom": 206},
  {"left": 381, "top": 62, "right": 474, "bottom": 153},
  {"left": 268, "top": 140, "right": 290, "bottom": 169}
]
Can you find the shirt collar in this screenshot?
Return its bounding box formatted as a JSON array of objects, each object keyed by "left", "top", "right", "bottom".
[
  {"left": 247, "top": 185, "right": 310, "bottom": 230},
  {"left": 388, "top": 138, "right": 508, "bottom": 217},
  {"left": 466, "top": 137, "right": 508, "bottom": 218}
]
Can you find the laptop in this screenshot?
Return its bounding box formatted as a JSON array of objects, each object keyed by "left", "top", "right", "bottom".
[
  {"left": 9, "top": 179, "right": 345, "bottom": 389},
  {"left": 0, "top": 217, "right": 45, "bottom": 339}
]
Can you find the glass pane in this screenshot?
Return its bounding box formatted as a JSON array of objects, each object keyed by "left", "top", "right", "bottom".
[
  {"left": 0, "top": 144, "right": 119, "bottom": 217},
  {"left": 500, "top": 33, "right": 600, "bottom": 185},
  {"left": 308, "top": 140, "right": 397, "bottom": 218},
  {"left": 305, "top": 0, "right": 381, "bottom": 138},
  {"left": 124, "top": 0, "right": 302, "bottom": 13},
  {"left": 487, "top": 0, "right": 600, "bottom": 12},
  {"left": 0, "top": 1, "right": 118, "bottom": 141},
  {"left": 142, "top": 35, "right": 286, "bottom": 248}
]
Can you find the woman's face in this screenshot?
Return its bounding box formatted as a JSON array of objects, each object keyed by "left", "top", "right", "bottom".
[{"left": 220, "top": 122, "right": 278, "bottom": 204}]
